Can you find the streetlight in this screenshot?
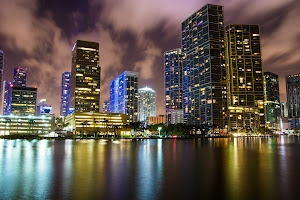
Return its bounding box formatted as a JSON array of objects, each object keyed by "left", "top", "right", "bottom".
[{"left": 158, "top": 127, "right": 162, "bottom": 137}]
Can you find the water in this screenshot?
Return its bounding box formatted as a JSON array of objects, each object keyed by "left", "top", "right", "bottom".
[{"left": 1, "top": 137, "right": 300, "bottom": 200}]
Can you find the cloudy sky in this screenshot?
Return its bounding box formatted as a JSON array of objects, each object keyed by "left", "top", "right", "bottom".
[{"left": 0, "top": 0, "right": 299, "bottom": 116}]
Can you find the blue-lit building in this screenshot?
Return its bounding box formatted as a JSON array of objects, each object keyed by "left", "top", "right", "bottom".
[
  {"left": 60, "top": 72, "right": 71, "bottom": 116},
  {"left": 110, "top": 71, "right": 138, "bottom": 122},
  {"left": 103, "top": 100, "right": 110, "bottom": 113},
  {"left": 138, "top": 87, "right": 156, "bottom": 124},
  {"left": 2, "top": 81, "right": 12, "bottom": 115},
  {"left": 0, "top": 51, "right": 4, "bottom": 99},
  {"left": 37, "top": 99, "right": 52, "bottom": 116},
  {"left": 182, "top": 4, "right": 227, "bottom": 128},
  {"left": 13, "top": 67, "right": 27, "bottom": 87},
  {"left": 164, "top": 48, "right": 183, "bottom": 125}
]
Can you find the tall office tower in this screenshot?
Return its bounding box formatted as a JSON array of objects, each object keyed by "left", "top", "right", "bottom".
[
  {"left": 226, "top": 24, "right": 265, "bottom": 131},
  {"left": 2, "top": 81, "right": 12, "bottom": 115},
  {"left": 37, "top": 99, "right": 52, "bottom": 116},
  {"left": 13, "top": 67, "right": 27, "bottom": 87},
  {"left": 60, "top": 72, "right": 71, "bottom": 116},
  {"left": 103, "top": 100, "right": 110, "bottom": 113},
  {"left": 286, "top": 73, "right": 300, "bottom": 118},
  {"left": 138, "top": 87, "right": 156, "bottom": 124},
  {"left": 182, "top": 4, "right": 227, "bottom": 128},
  {"left": 0, "top": 51, "right": 4, "bottom": 97},
  {"left": 110, "top": 71, "right": 138, "bottom": 122},
  {"left": 10, "top": 86, "right": 37, "bottom": 116},
  {"left": 164, "top": 48, "right": 183, "bottom": 125},
  {"left": 69, "top": 40, "right": 100, "bottom": 113},
  {"left": 264, "top": 72, "right": 281, "bottom": 129}
]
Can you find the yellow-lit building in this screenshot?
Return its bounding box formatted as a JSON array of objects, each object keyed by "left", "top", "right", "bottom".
[
  {"left": 65, "top": 111, "right": 128, "bottom": 135},
  {"left": 148, "top": 115, "right": 165, "bottom": 125},
  {"left": 0, "top": 115, "right": 54, "bottom": 135}
]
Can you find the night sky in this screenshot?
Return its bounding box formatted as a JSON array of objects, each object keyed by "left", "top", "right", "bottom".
[{"left": 0, "top": 0, "right": 299, "bottom": 116}]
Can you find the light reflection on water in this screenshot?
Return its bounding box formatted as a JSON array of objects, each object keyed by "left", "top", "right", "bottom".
[{"left": 1, "top": 137, "right": 300, "bottom": 199}]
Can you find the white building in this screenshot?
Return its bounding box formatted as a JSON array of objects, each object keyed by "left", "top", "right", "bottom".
[{"left": 138, "top": 87, "right": 156, "bottom": 124}]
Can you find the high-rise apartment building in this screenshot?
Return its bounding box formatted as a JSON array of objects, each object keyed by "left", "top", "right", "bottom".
[
  {"left": 0, "top": 51, "right": 4, "bottom": 98},
  {"left": 60, "top": 72, "right": 71, "bottom": 116},
  {"left": 69, "top": 40, "right": 100, "bottom": 113},
  {"left": 110, "top": 71, "right": 138, "bottom": 122},
  {"left": 13, "top": 67, "right": 27, "bottom": 87},
  {"left": 2, "top": 81, "right": 12, "bottom": 115},
  {"left": 164, "top": 48, "right": 183, "bottom": 125},
  {"left": 10, "top": 86, "right": 37, "bottom": 116},
  {"left": 138, "top": 87, "right": 156, "bottom": 124},
  {"left": 103, "top": 100, "right": 110, "bottom": 113},
  {"left": 286, "top": 73, "right": 300, "bottom": 118},
  {"left": 226, "top": 24, "right": 265, "bottom": 131},
  {"left": 264, "top": 72, "right": 280, "bottom": 129},
  {"left": 182, "top": 4, "right": 227, "bottom": 127}
]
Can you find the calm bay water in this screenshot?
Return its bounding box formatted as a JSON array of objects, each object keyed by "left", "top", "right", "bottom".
[{"left": 1, "top": 137, "right": 300, "bottom": 200}]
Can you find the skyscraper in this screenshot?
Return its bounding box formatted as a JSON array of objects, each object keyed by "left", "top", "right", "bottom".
[
  {"left": 226, "top": 24, "right": 265, "bottom": 131},
  {"left": 264, "top": 72, "right": 280, "bottom": 129},
  {"left": 286, "top": 73, "right": 300, "bottom": 118},
  {"left": 69, "top": 40, "right": 100, "bottom": 113},
  {"left": 13, "top": 67, "right": 27, "bottom": 87},
  {"left": 110, "top": 71, "right": 138, "bottom": 122},
  {"left": 10, "top": 86, "right": 37, "bottom": 116},
  {"left": 182, "top": 4, "right": 227, "bottom": 128},
  {"left": 138, "top": 87, "right": 156, "bottom": 124},
  {"left": 164, "top": 48, "right": 183, "bottom": 125},
  {"left": 60, "top": 72, "right": 71, "bottom": 116},
  {"left": 2, "top": 81, "right": 12, "bottom": 115},
  {"left": 37, "top": 99, "right": 52, "bottom": 116},
  {"left": 0, "top": 51, "right": 4, "bottom": 98}
]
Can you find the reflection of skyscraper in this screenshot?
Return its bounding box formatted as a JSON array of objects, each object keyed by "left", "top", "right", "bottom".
[
  {"left": 164, "top": 48, "right": 183, "bottom": 125},
  {"left": 69, "top": 40, "right": 100, "bottom": 113},
  {"left": 226, "top": 24, "right": 265, "bottom": 130},
  {"left": 110, "top": 71, "right": 138, "bottom": 122},
  {"left": 182, "top": 4, "right": 227, "bottom": 127},
  {"left": 2, "top": 81, "right": 12, "bottom": 115},
  {"left": 0, "top": 50, "right": 4, "bottom": 98},
  {"left": 138, "top": 87, "right": 156, "bottom": 124},
  {"left": 286, "top": 73, "right": 300, "bottom": 118},
  {"left": 60, "top": 72, "right": 71, "bottom": 116},
  {"left": 10, "top": 86, "right": 37, "bottom": 116},
  {"left": 13, "top": 67, "right": 27, "bottom": 87},
  {"left": 264, "top": 72, "right": 280, "bottom": 129}
]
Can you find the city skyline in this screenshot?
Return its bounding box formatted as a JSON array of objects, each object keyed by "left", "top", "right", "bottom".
[{"left": 0, "top": 0, "right": 299, "bottom": 117}]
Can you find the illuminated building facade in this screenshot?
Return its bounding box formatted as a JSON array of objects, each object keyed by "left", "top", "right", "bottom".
[
  {"left": 110, "top": 71, "right": 138, "bottom": 122},
  {"left": 226, "top": 24, "right": 265, "bottom": 131},
  {"left": 70, "top": 40, "right": 100, "bottom": 113},
  {"left": 148, "top": 115, "right": 165, "bottom": 125},
  {"left": 182, "top": 4, "right": 227, "bottom": 127},
  {"left": 2, "top": 81, "right": 12, "bottom": 115},
  {"left": 0, "top": 115, "right": 54, "bottom": 135},
  {"left": 286, "top": 73, "right": 300, "bottom": 118},
  {"left": 264, "top": 72, "right": 280, "bottom": 129},
  {"left": 0, "top": 51, "right": 3, "bottom": 98},
  {"left": 103, "top": 100, "right": 110, "bottom": 113},
  {"left": 37, "top": 99, "right": 52, "bottom": 116},
  {"left": 138, "top": 87, "right": 156, "bottom": 124},
  {"left": 13, "top": 67, "right": 27, "bottom": 87},
  {"left": 65, "top": 111, "right": 127, "bottom": 135},
  {"left": 60, "top": 72, "right": 71, "bottom": 116},
  {"left": 170, "top": 109, "right": 184, "bottom": 124},
  {"left": 10, "top": 86, "right": 37, "bottom": 116},
  {"left": 164, "top": 48, "right": 183, "bottom": 125}
]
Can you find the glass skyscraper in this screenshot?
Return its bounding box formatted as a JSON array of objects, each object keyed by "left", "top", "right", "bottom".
[
  {"left": 164, "top": 48, "right": 183, "bottom": 125},
  {"left": 13, "top": 67, "right": 27, "bottom": 87},
  {"left": 60, "top": 72, "right": 71, "bottom": 116},
  {"left": 110, "top": 71, "right": 138, "bottom": 122},
  {"left": 226, "top": 24, "right": 265, "bottom": 131},
  {"left": 70, "top": 40, "right": 100, "bottom": 113},
  {"left": 286, "top": 73, "right": 300, "bottom": 118},
  {"left": 0, "top": 51, "right": 4, "bottom": 99},
  {"left": 10, "top": 86, "right": 37, "bottom": 116},
  {"left": 264, "top": 72, "right": 280, "bottom": 129},
  {"left": 138, "top": 87, "right": 156, "bottom": 124},
  {"left": 2, "top": 81, "right": 12, "bottom": 115},
  {"left": 182, "top": 4, "right": 227, "bottom": 127}
]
